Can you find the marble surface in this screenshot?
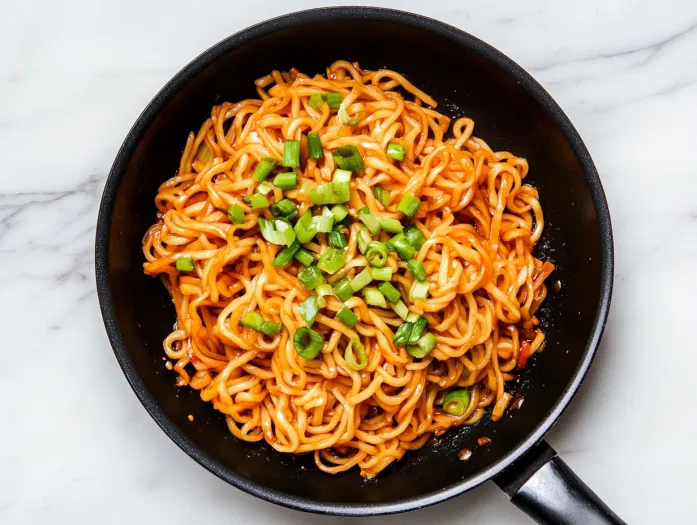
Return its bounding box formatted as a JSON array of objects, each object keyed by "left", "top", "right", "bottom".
[{"left": 2, "top": 0, "right": 697, "bottom": 523}]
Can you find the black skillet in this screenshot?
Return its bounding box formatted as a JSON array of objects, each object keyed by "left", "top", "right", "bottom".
[{"left": 95, "top": 7, "right": 621, "bottom": 524}]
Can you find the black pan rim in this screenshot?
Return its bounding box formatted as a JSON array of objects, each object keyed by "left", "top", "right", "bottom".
[{"left": 95, "top": 6, "right": 614, "bottom": 517}]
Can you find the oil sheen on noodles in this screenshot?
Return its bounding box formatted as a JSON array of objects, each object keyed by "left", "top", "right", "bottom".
[{"left": 142, "top": 61, "right": 554, "bottom": 478}]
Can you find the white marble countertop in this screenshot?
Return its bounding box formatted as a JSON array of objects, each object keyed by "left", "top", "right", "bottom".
[{"left": 3, "top": 0, "right": 697, "bottom": 523}]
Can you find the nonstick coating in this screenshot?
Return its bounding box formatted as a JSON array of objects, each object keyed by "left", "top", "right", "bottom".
[{"left": 95, "top": 7, "right": 613, "bottom": 516}]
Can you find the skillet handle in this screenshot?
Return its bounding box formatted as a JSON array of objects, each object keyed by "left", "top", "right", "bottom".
[{"left": 494, "top": 440, "right": 626, "bottom": 525}]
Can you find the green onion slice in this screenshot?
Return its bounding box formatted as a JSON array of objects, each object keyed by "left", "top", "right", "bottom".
[
  {"left": 333, "top": 145, "right": 365, "bottom": 172},
  {"left": 294, "top": 248, "right": 314, "bottom": 267},
  {"left": 333, "top": 277, "right": 354, "bottom": 302},
  {"left": 371, "top": 267, "right": 393, "bottom": 281},
  {"left": 317, "top": 247, "right": 347, "bottom": 274},
  {"left": 344, "top": 338, "right": 367, "bottom": 371},
  {"left": 294, "top": 326, "right": 325, "bottom": 360},
  {"left": 328, "top": 230, "right": 348, "bottom": 249},
  {"left": 374, "top": 186, "right": 391, "bottom": 206},
  {"left": 257, "top": 218, "right": 296, "bottom": 246},
  {"left": 330, "top": 204, "right": 349, "bottom": 222},
  {"left": 270, "top": 198, "right": 298, "bottom": 221},
  {"left": 386, "top": 143, "right": 406, "bottom": 161},
  {"left": 253, "top": 157, "right": 277, "bottom": 182},
  {"left": 363, "top": 287, "right": 386, "bottom": 308},
  {"left": 407, "top": 332, "right": 436, "bottom": 358},
  {"left": 282, "top": 139, "right": 300, "bottom": 168},
  {"left": 397, "top": 191, "right": 420, "bottom": 217},
  {"left": 294, "top": 212, "right": 317, "bottom": 244},
  {"left": 337, "top": 305, "right": 359, "bottom": 328},
  {"left": 391, "top": 299, "right": 409, "bottom": 320},
  {"left": 324, "top": 92, "right": 342, "bottom": 110},
  {"left": 408, "top": 316, "right": 428, "bottom": 343},
  {"left": 388, "top": 233, "right": 416, "bottom": 261},
  {"left": 441, "top": 388, "right": 471, "bottom": 417},
  {"left": 309, "top": 94, "right": 325, "bottom": 109},
  {"left": 175, "top": 257, "right": 195, "bottom": 272},
  {"left": 243, "top": 194, "right": 269, "bottom": 210},
  {"left": 240, "top": 312, "right": 281, "bottom": 337},
  {"left": 377, "top": 281, "right": 401, "bottom": 303},
  {"left": 358, "top": 207, "right": 381, "bottom": 235},
  {"left": 256, "top": 181, "right": 274, "bottom": 195},
  {"left": 307, "top": 132, "right": 324, "bottom": 159},
  {"left": 356, "top": 227, "right": 372, "bottom": 254},
  {"left": 380, "top": 217, "right": 403, "bottom": 234},
  {"left": 407, "top": 259, "right": 427, "bottom": 282},
  {"left": 409, "top": 281, "right": 430, "bottom": 302},
  {"left": 297, "top": 266, "right": 325, "bottom": 290},
  {"left": 392, "top": 322, "right": 413, "bottom": 345},
  {"left": 350, "top": 267, "right": 373, "bottom": 292},
  {"left": 404, "top": 225, "right": 426, "bottom": 250},
  {"left": 273, "top": 171, "right": 298, "bottom": 190},
  {"left": 365, "top": 241, "right": 388, "bottom": 268},
  {"left": 227, "top": 204, "right": 245, "bottom": 224},
  {"left": 299, "top": 295, "right": 320, "bottom": 326},
  {"left": 272, "top": 240, "right": 300, "bottom": 267}
]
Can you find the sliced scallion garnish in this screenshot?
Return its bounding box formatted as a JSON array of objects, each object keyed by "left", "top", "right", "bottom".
[
  {"left": 175, "top": 257, "right": 195, "bottom": 272},
  {"left": 397, "top": 191, "right": 420, "bottom": 217},
  {"left": 294, "top": 326, "right": 324, "bottom": 360},
  {"left": 307, "top": 132, "right": 324, "bottom": 159},
  {"left": 337, "top": 305, "right": 359, "bottom": 328},
  {"left": 252, "top": 157, "right": 277, "bottom": 182},
  {"left": 282, "top": 139, "right": 300, "bottom": 168}
]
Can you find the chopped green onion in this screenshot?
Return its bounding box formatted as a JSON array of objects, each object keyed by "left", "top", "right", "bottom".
[
  {"left": 272, "top": 240, "right": 300, "bottom": 267},
  {"left": 356, "top": 227, "right": 372, "bottom": 254},
  {"left": 317, "top": 296, "right": 327, "bottom": 308},
  {"left": 256, "top": 181, "right": 274, "bottom": 195},
  {"left": 407, "top": 259, "right": 427, "bottom": 282},
  {"left": 377, "top": 281, "right": 401, "bottom": 303},
  {"left": 297, "top": 180, "right": 317, "bottom": 202},
  {"left": 307, "top": 132, "right": 324, "bottom": 159},
  {"left": 270, "top": 198, "right": 298, "bottom": 221},
  {"left": 282, "top": 139, "right": 300, "bottom": 168},
  {"left": 294, "top": 212, "right": 317, "bottom": 243},
  {"left": 317, "top": 247, "right": 346, "bottom": 274},
  {"left": 397, "top": 191, "right": 420, "bottom": 217},
  {"left": 329, "top": 230, "right": 348, "bottom": 249},
  {"left": 333, "top": 277, "right": 354, "bottom": 302},
  {"left": 299, "top": 296, "right": 320, "bottom": 326},
  {"left": 338, "top": 102, "right": 363, "bottom": 126},
  {"left": 337, "top": 305, "right": 359, "bottom": 328},
  {"left": 297, "top": 266, "right": 325, "bottom": 290},
  {"left": 392, "top": 323, "right": 413, "bottom": 345},
  {"left": 309, "top": 94, "right": 325, "bottom": 109},
  {"left": 294, "top": 326, "right": 325, "bottom": 360},
  {"left": 404, "top": 225, "right": 426, "bottom": 250},
  {"left": 406, "top": 312, "right": 421, "bottom": 323},
  {"left": 408, "top": 316, "right": 428, "bottom": 343},
  {"left": 389, "top": 233, "right": 416, "bottom": 260},
  {"left": 333, "top": 145, "right": 365, "bottom": 172},
  {"left": 344, "top": 338, "right": 367, "bottom": 370},
  {"left": 294, "top": 248, "right": 314, "bottom": 267},
  {"left": 227, "top": 203, "right": 245, "bottom": 225},
  {"left": 331, "top": 204, "right": 349, "bottom": 222},
  {"left": 316, "top": 283, "right": 334, "bottom": 298},
  {"left": 273, "top": 172, "right": 298, "bottom": 190},
  {"left": 407, "top": 332, "right": 437, "bottom": 359},
  {"left": 350, "top": 267, "right": 373, "bottom": 292},
  {"left": 365, "top": 241, "right": 388, "bottom": 268},
  {"left": 391, "top": 299, "right": 409, "bottom": 320},
  {"left": 386, "top": 143, "right": 406, "bottom": 161},
  {"left": 324, "top": 92, "right": 342, "bottom": 110},
  {"left": 240, "top": 311, "right": 265, "bottom": 331},
  {"left": 371, "top": 267, "right": 393, "bottom": 281},
  {"left": 257, "top": 218, "right": 296, "bottom": 246},
  {"left": 175, "top": 257, "right": 195, "bottom": 272},
  {"left": 363, "top": 287, "right": 386, "bottom": 308},
  {"left": 380, "top": 217, "right": 403, "bottom": 234},
  {"left": 331, "top": 169, "right": 352, "bottom": 202},
  {"left": 310, "top": 183, "right": 343, "bottom": 205},
  {"left": 409, "top": 281, "right": 430, "bottom": 302},
  {"left": 243, "top": 194, "right": 269, "bottom": 209},
  {"left": 253, "top": 157, "right": 277, "bottom": 182},
  {"left": 441, "top": 388, "right": 471, "bottom": 416},
  {"left": 374, "top": 186, "right": 391, "bottom": 206},
  {"left": 311, "top": 217, "right": 334, "bottom": 235},
  {"left": 358, "top": 208, "right": 381, "bottom": 235},
  {"left": 240, "top": 312, "right": 281, "bottom": 338}
]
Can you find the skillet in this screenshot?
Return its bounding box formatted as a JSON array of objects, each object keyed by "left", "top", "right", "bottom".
[{"left": 95, "top": 7, "right": 621, "bottom": 523}]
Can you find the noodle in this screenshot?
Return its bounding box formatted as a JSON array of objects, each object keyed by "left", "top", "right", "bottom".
[{"left": 142, "top": 61, "right": 554, "bottom": 477}]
